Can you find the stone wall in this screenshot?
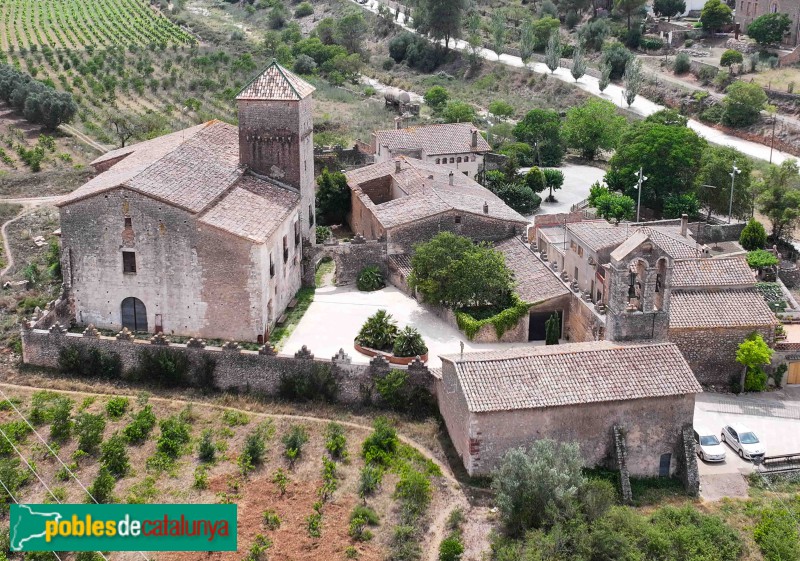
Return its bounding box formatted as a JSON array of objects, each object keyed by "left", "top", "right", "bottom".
[
  {"left": 668, "top": 325, "right": 775, "bottom": 389},
  {"left": 677, "top": 424, "right": 700, "bottom": 497},
  {"left": 21, "top": 327, "right": 433, "bottom": 405},
  {"left": 779, "top": 46, "right": 800, "bottom": 67},
  {"left": 688, "top": 222, "right": 746, "bottom": 244},
  {"left": 387, "top": 211, "right": 524, "bottom": 254},
  {"left": 567, "top": 295, "right": 605, "bottom": 343},
  {"left": 303, "top": 238, "right": 388, "bottom": 287}
]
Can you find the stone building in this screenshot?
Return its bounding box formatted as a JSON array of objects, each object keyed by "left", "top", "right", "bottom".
[
  {"left": 371, "top": 123, "right": 490, "bottom": 179},
  {"left": 58, "top": 61, "right": 316, "bottom": 342},
  {"left": 346, "top": 156, "right": 528, "bottom": 253},
  {"left": 735, "top": 0, "right": 800, "bottom": 47},
  {"left": 437, "top": 340, "right": 701, "bottom": 477}
]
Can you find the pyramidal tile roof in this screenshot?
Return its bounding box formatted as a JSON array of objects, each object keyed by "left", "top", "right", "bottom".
[{"left": 236, "top": 60, "right": 315, "bottom": 101}]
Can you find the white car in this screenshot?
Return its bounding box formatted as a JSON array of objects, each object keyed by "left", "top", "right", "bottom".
[
  {"left": 721, "top": 424, "right": 766, "bottom": 462},
  {"left": 694, "top": 426, "right": 726, "bottom": 462}
]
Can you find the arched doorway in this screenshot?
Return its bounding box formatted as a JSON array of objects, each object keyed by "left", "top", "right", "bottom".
[{"left": 121, "top": 297, "right": 148, "bottom": 332}]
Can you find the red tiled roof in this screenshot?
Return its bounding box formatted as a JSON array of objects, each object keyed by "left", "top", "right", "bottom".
[
  {"left": 440, "top": 341, "right": 702, "bottom": 413},
  {"left": 671, "top": 256, "right": 756, "bottom": 288},
  {"left": 374, "top": 123, "right": 490, "bottom": 156},
  {"left": 236, "top": 60, "right": 315, "bottom": 101},
  {"left": 494, "top": 237, "right": 570, "bottom": 304},
  {"left": 669, "top": 289, "right": 777, "bottom": 329}
]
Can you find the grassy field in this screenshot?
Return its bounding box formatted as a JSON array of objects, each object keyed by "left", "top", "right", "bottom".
[{"left": 0, "top": 384, "right": 455, "bottom": 560}]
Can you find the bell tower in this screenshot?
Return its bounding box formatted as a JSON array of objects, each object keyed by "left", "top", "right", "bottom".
[
  {"left": 236, "top": 60, "right": 316, "bottom": 241},
  {"left": 606, "top": 231, "right": 673, "bottom": 342}
]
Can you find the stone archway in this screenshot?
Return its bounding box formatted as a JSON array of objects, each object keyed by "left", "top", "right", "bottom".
[{"left": 121, "top": 297, "right": 147, "bottom": 332}]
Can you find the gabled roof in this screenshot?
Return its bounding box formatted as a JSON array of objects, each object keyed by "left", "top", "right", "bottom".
[
  {"left": 345, "top": 157, "right": 528, "bottom": 229},
  {"left": 672, "top": 256, "right": 755, "bottom": 289},
  {"left": 568, "top": 221, "right": 633, "bottom": 252},
  {"left": 610, "top": 226, "right": 700, "bottom": 262},
  {"left": 494, "top": 237, "right": 570, "bottom": 304},
  {"left": 440, "top": 341, "right": 701, "bottom": 413},
  {"left": 236, "top": 60, "right": 315, "bottom": 101},
  {"left": 669, "top": 289, "right": 777, "bottom": 329},
  {"left": 374, "top": 123, "right": 490, "bottom": 156}
]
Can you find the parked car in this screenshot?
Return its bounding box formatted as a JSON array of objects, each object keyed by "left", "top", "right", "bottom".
[
  {"left": 694, "top": 426, "right": 726, "bottom": 462},
  {"left": 721, "top": 424, "right": 766, "bottom": 461}
]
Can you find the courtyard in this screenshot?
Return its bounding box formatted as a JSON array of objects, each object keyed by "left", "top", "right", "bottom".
[
  {"left": 281, "top": 284, "right": 538, "bottom": 368},
  {"left": 520, "top": 163, "right": 607, "bottom": 217}
]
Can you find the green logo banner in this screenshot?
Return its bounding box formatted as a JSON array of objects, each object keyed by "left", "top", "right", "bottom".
[{"left": 10, "top": 504, "right": 237, "bottom": 551}]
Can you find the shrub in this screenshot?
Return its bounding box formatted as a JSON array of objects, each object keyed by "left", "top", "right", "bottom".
[
  {"left": 156, "top": 415, "right": 190, "bottom": 458},
  {"left": 601, "top": 42, "right": 633, "bottom": 80},
  {"left": 740, "top": 218, "right": 767, "bottom": 250},
  {"left": 198, "top": 429, "right": 215, "bottom": 463},
  {"left": 273, "top": 468, "right": 289, "bottom": 495},
  {"left": 315, "top": 225, "right": 332, "bottom": 243},
  {"left": 49, "top": 398, "right": 73, "bottom": 442},
  {"left": 244, "top": 534, "right": 272, "bottom": 561},
  {"left": 723, "top": 81, "right": 768, "bottom": 128},
  {"left": 455, "top": 297, "right": 531, "bottom": 340},
  {"left": 394, "top": 468, "right": 431, "bottom": 523},
  {"left": 744, "top": 367, "right": 768, "bottom": 391},
  {"left": 134, "top": 348, "right": 189, "bottom": 388},
  {"left": 490, "top": 182, "right": 541, "bottom": 214},
  {"left": 294, "top": 2, "right": 313, "bottom": 17},
  {"left": 293, "top": 54, "right": 317, "bottom": 74},
  {"left": 74, "top": 413, "right": 106, "bottom": 454},
  {"left": 720, "top": 49, "right": 743, "bottom": 67},
  {"left": 306, "top": 510, "right": 322, "bottom": 538},
  {"left": 392, "top": 327, "right": 428, "bottom": 357},
  {"left": 87, "top": 466, "right": 115, "bottom": 503},
  {"left": 754, "top": 505, "right": 800, "bottom": 560},
  {"left": 423, "top": 86, "right": 450, "bottom": 113},
  {"left": 349, "top": 506, "right": 379, "bottom": 541},
  {"left": 673, "top": 52, "right": 691, "bottom": 74},
  {"left": 439, "top": 533, "right": 464, "bottom": 561},
  {"left": 640, "top": 36, "right": 664, "bottom": 51},
  {"left": 375, "top": 369, "right": 410, "bottom": 410},
  {"left": 697, "top": 65, "right": 718, "bottom": 85},
  {"left": 579, "top": 18, "right": 611, "bottom": 51},
  {"left": 356, "top": 265, "right": 385, "bottom": 291},
  {"left": 240, "top": 427, "right": 268, "bottom": 473},
  {"left": 355, "top": 310, "right": 398, "bottom": 351},
  {"left": 283, "top": 425, "right": 309, "bottom": 467},
  {"left": 316, "top": 168, "right": 351, "bottom": 225},
  {"left": 278, "top": 362, "right": 340, "bottom": 402},
  {"left": 359, "top": 464, "right": 383, "bottom": 498},
  {"left": 325, "top": 422, "right": 348, "bottom": 460},
  {"left": 193, "top": 465, "right": 209, "bottom": 490},
  {"left": 222, "top": 410, "right": 250, "bottom": 427},
  {"left": 579, "top": 478, "right": 617, "bottom": 521},
  {"left": 105, "top": 397, "right": 129, "bottom": 420},
  {"left": 123, "top": 405, "right": 156, "bottom": 445},
  {"left": 747, "top": 249, "right": 779, "bottom": 270},
  {"left": 58, "top": 345, "right": 122, "bottom": 379},
  {"left": 362, "top": 417, "right": 398, "bottom": 466},
  {"left": 263, "top": 510, "right": 281, "bottom": 530},
  {"left": 100, "top": 432, "right": 130, "bottom": 478}
]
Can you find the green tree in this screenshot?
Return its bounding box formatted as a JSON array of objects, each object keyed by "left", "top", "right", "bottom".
[
  {"left": 545, "top": 32, "right": 562, "bottom": 73},
  {"left": 531, "top": 17, "right": 561, "bottom": 51},
  {"left": 739, "top": 218, "right": 767, "bottom": 250},
  {"left": 519, "top": 18, "right": 537, "bottom": 64},
  {"left": 605, "top": 121, "right": 706, "bottom": 214},
  {"left": 757, "top": 159, "right": 800, "bottom": 241},
  {"left": 653, "top": 0, "right": 686, "bottom": 21},
  {"left": 700, "top": 0, "right": 733, "bottom": 33},
  {"left": 491, "top": 182, "right": 541, "bottom": 214},
  {"left": 746, "top": 13, "right": 792, "bottom": 46},
  {"left": 720, "top": 49, "right": 744, "bottom": 67},
  {"left": 615, "top": 0, "right": 647, "bottom": 29},
  {"left": 722, "top": 81, "right": 767, "bottom": 128},
  {"left": 74, "top": 413, "right": 106, "bottom": 455},
  {"left": 598, "top": 61, "right": 612, "bottom": 92},
  {"left": 414, "top": 0, "right": 466, "bottom": 50},
  {"left": 571, "top": 44, "right": 587, "bottom": 82},
  {"left": 489, "top": 11, "right": 507, "bottom": 59},
  {"left": 562, "top": 98, "right": 626, "bottom": 160},
  {"left": 695, "top": 146, "right": 753, "bottom": 220},
  {"left": 491, "top": 440, "right": 585, "bottom": 536},
  {"left": 100, "top": 432, "right": 130, "bottom": 478},
  {"left": 735, "top": 333, "right": 773, "bottom": 393},
  {"left": 408, "top": 233, "right": 514, "bottom": 309},
  {"left": 513, "top": 109, "right": 564, "bottom": 167},
  {"left": 544, "top": 313, "right": 560, "bottom": 345},
  {"left": 441, "top": 101, "right": 477, "bottom": 124},
  {"left": 488, "top": 100, "right": 514, "bottom": 120},
  {"left": 594, "top": 191, "right": 636, "bottom": 223},
  {"left": 663, "top": 192, "right": 701, "bottom": 218},
  {"left": 524, "top": 166, "right": 547, "bottom": 193},
  {"left": 580, "top": 18, "right": 611, "bottom": 51},
  {"left": 622, "top": 57, "right": 643, "bottom": 106},
  {"left": 334, "top": 12, "right": 368, "bottom": 53},
  {"left": 423, "top": 85, "right": 450, "bottom": 113},
  {"left": 315, "top": 168, "right": 351, "bottom": 225},
  {"left": 543, "top": 168, "right": 565, "bottom": 201},
  {"left": 645, "top": 108, "right": 688, "bottom": 127},
  {"left": 601, "top": 42, "right": 633, "bottom": 80}
]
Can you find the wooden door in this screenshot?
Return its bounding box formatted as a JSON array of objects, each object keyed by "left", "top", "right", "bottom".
[
  {"left": 788, "top": 362, "right": 800, "bottom": 385},
  {"left": 121, "top": 297, "right": 148, "bottom": 332}
]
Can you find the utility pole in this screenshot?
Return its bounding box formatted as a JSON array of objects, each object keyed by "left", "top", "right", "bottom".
[
  {"left": 634, "top": 167, "right": 647, "bottom": 223},
  {"left": 728, "top": 161, "right": 741, "bottom": 224},
  {"left": 769, "top": 113, "right": 777, "bottom": 164}
]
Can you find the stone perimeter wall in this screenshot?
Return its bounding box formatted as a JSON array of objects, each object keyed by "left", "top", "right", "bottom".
[{"left": 21, "top": 327, "right": 433, "bottom": 405}]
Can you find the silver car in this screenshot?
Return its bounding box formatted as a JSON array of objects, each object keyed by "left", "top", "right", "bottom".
[
  {"left": 694, "top": 427, "right": 726, "bottom": 462},
  {"left": 721, "top": 423, "right": 766, "bottom": 461}
]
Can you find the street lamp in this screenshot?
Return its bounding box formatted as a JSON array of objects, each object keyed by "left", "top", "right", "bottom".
[
  {"left": 633, "top": 167, "right": 647, "bottom": 223},
  {"left": 728, "top": 162, "right": 741, "bottom": 224}
]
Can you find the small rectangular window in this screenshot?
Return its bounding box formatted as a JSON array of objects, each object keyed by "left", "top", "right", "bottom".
[
  {"left": 122, "top": 252, "right": 136, "bottom": 273},
  {"left": 308, "top": 204, "right": 314, "bottom": 225},
  {"left": 283, "top": 236, "right": 289, "bottom": 262},
  {"left": 574, "top": 267, "right": 579, "bottom": 282},
  {"left": 578, "top": 246, "right": 584, "bottom": 257},
  {"left": 454, "top": 215, "right": 461, "bottom": 224},
  {"left": 294, "top": 221, "right": 300, "bottom": 246},
  {"left": 270, "top": 253, "right": 275, "bottom": 277},
  {"left": 124, "top": 217, "right": 132, "bottom": 228}
]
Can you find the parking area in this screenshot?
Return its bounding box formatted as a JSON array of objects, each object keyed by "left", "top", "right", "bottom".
[
  {"left": 281, "top": 284, "right": 541, "bottom": 368},
  {"left": 693, "top": 388, "right": 800, "bottom": 499},
  {"left": 520, "top": 163, "right": 607, "bottom": 217}
]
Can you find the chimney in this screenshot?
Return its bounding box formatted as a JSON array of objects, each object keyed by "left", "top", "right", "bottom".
[
  {"left": 483, "top": 201, "right": 489, "bottom": 214},
  {"left": 395, "top": 159, "right": 401, "bottom": 173},
  {"left": 471, "top": 128, "right": 478, "bottom": 149},
  {"left": 680, "top": 214, "right": 688, "bottom": 237},
  {"left": 449, "top": 170, "right": 454, "bottom": 185}
]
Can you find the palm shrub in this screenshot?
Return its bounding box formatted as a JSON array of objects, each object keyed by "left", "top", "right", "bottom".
[
  {"left": 392, "top": 327, "right": 428, "bottom": 357},
  {"left": 355, "top": 310, "right": 398, "bottom": 351},
  {"left": 357, "top": 265, "right": 385, "bottom": 291}
]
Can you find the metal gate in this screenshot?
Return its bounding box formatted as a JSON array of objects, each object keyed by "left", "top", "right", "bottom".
[{"left": 121, "top": 297, "right": 147, "bottom": 332}]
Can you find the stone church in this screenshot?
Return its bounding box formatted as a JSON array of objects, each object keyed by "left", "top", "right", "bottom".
[{"left": 57, "top": 61, "right": 316, "bottom": 342}]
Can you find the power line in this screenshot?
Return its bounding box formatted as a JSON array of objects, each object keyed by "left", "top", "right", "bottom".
[{"left": 0, "top": 473, "right": 62, "bottom": 561}]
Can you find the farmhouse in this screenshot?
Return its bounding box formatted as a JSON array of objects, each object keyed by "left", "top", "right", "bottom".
[
  {"left": 371, "top": 122, "right": 490, "bottom": 178},
  {"left": 437, "top": 340, "right": 702, "bottom": 477},
  {"left": 57, "top": 61, "right": 316, "bottom": 342},
  {"left": 346, "top": 156, "right": 528, "bottom": 253}
]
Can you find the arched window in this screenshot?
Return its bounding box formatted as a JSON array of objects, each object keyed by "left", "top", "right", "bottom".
[
  {"left": 654, "top": 258, "right": 668, "bottom": 311},
  {"left": 456, "top": 156, "right": 462, "bottom": 163},
  {"left": 121, "top": 297, "right": 147, "bottom": 331},
  {"left": 449, "top": 157, "right": 455, "bottom": 163},
  {"left": 435, "top": 158, "right": 440, "bottom": 164},
  {"left": 771, "top": 2, "right": 778, "bottom": 12}
]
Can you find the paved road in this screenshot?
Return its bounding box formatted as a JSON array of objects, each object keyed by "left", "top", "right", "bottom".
[{"left": 356, "top": 0, "right": 795, "bottom": 165}]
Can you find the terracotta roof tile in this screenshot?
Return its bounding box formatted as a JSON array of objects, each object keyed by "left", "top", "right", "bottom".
[
  {"left": 374, "top": 123, "right": 490, "bottom": 156},
  {"left": 669, "top": 289, "right": 777, "bottom": 329},
  {"left": 672, "top": 257, "right": 755, "bottom": 288},
  {"left": 568, "top": 221, "right": 632, "bottom": 251},
  {"left": 440, "top": 341, "right": 701, "bottom": 413},
  {"left": 494, "top": 237, "right": 570, "bottom": 303},
  {"left": 236, "top": 61, "right": 315, "bottom": 101}
]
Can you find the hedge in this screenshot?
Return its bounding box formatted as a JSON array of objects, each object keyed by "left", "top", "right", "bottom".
[{"left": 456, "top": 297, "right": 531, "bottom": 340}]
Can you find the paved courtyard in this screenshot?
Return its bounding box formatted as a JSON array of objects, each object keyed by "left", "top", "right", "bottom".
[
  {"left": 281, "top": 284, "right": 541, "bottom": 368},
  {"left": 519, "top": 163, "right": 607, "bottom": 217},
  {"left": 693, "top": 388, "right": 800, "bottom": 499}
]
